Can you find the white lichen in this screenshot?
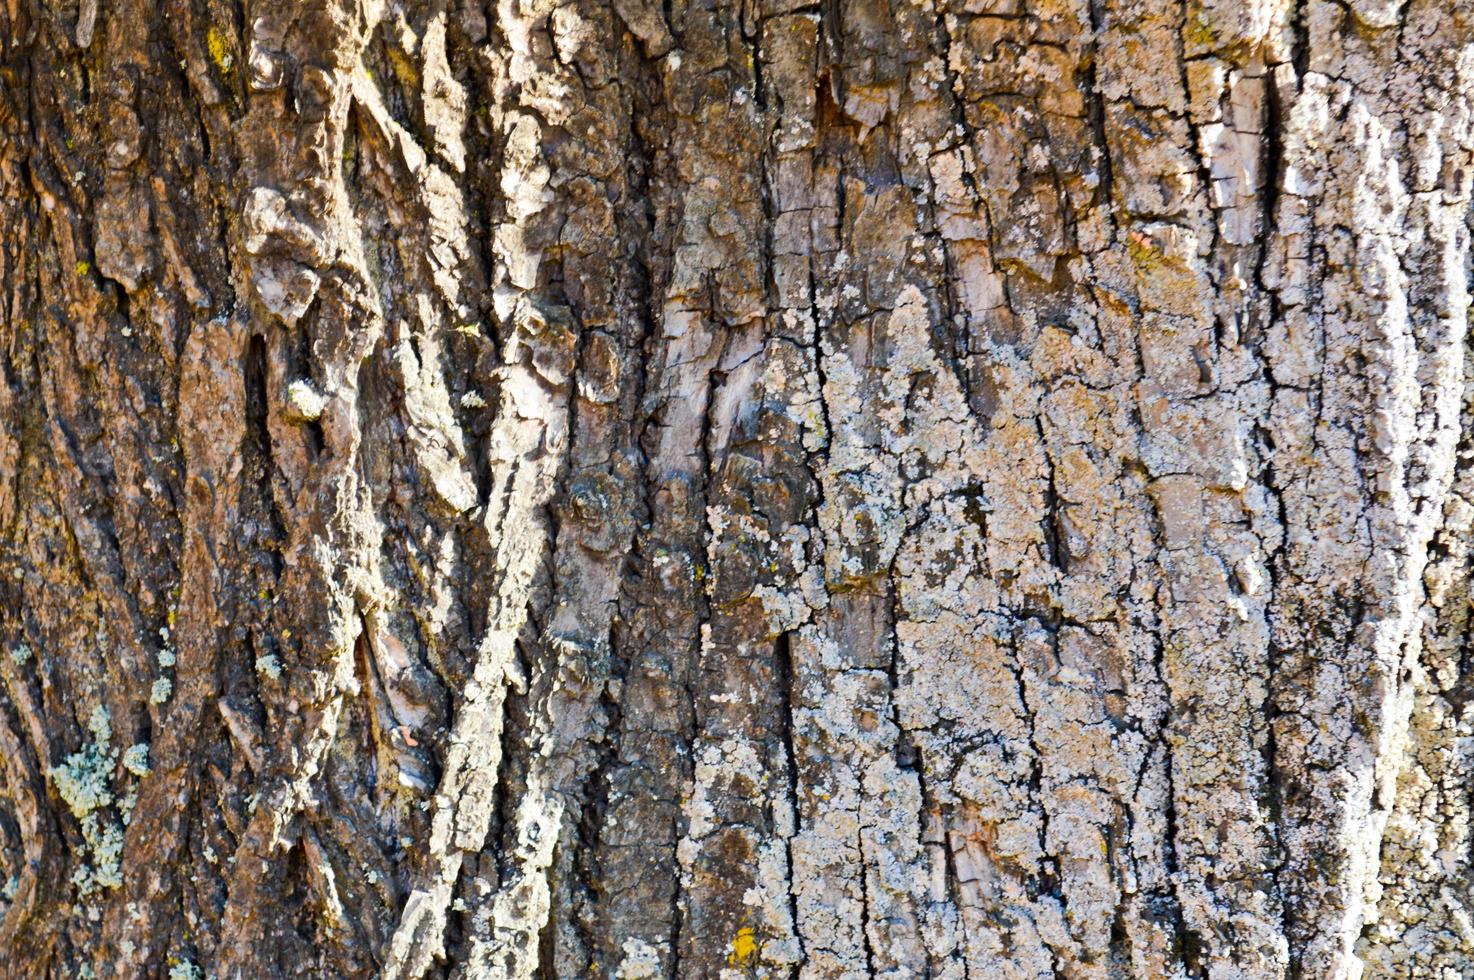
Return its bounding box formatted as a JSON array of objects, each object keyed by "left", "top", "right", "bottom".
[{"left": 286, "top": 378, "right": 326, "bottom": 422}]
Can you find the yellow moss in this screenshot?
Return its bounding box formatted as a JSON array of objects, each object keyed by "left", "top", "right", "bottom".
[
  {"left": 1125, "top": 232, "right": 1164, "bottom": 271},
  {"left": 207, "top": 27, "right": 234, "bottom": 74},
  {"left": 1183, "top": 15, "right": 1218, "bottom": 51},
  {"left": 728, "top": 926, "right": 758, "bottom": 967},
  {"left": 76, "top": 260, "right": 90, "bottom": 276},
  {"left": 386, "top": 46, "right": 420, "bottom": 91}
]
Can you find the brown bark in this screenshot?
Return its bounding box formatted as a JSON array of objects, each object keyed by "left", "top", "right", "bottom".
[{"left": 3, "top": 0, "right": 1474, "bottom": 977}]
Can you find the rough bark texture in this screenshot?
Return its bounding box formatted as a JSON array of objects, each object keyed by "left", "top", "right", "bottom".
[{"left": 3, "top": 0, "right": 1474, "bottom": 976}]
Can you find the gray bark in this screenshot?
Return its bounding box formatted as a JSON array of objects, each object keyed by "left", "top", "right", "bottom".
[{"left": 3, "top": 0, "right": 1474, "bottom": 977}]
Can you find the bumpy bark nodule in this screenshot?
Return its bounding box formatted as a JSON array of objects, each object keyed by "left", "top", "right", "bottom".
[{"left": 3, "top": 0, "right": 1474, "bottom": 976}]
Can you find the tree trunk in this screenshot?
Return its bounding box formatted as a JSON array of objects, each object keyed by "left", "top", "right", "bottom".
[{"left": 3, "top": 0, "right": 1473, "bottom": 976}]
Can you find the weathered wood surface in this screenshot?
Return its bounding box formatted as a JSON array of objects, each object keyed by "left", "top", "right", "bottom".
[{"left": 3, "top": 0, "right": 1474, "bottom": 976}]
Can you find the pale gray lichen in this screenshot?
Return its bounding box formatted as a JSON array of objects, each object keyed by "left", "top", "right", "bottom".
[
  {"left": 122, "top": 743, "right": 150, "bottom": 777},
  {"left": 1, "top": 876, "right": 16, "bottom": 901},
  {"left": 75, "top": 815, "right": 124, "bottom": 891},
  {"left": 167, "top": 960, "right": 202, "bottom": 980},
  {"left": 50, "top": 706, "right": 113, "bottom": 815},
  {"left": 255, "top": 654, "right": 282, "bottom": 680},
  {"left": 614, "top": 937, "right": 664, "bottom": 979},
  {"left": 9, "top": 643, "right": 31, "bottom": 665},
  {"left": 157, "top": 647, "right": 176, "bottom": 668},
  {"left": 150, "top": 677, "right": 173, "bottom": 704},
  {"left": 48, "top": 706, "right": 125, "bottom": 895}
]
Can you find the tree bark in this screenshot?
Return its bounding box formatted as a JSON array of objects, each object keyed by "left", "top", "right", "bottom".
[{"left": 3, "top": 0, "right": 1474, "bottom": 976}]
